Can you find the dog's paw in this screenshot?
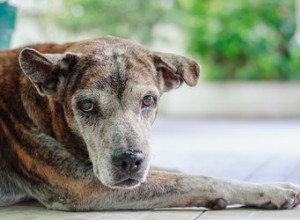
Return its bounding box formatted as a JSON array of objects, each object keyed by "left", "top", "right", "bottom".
[
  {"left": 257, "top": 183, "right": 300, "bottom": 209},
  {"left": 206, "top": 198, "right": 228, "bottom": 210}
]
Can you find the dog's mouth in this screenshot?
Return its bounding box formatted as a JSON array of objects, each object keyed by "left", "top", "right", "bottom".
[{"left": 112, "top": 178, "right": 140, "bottom": 188}]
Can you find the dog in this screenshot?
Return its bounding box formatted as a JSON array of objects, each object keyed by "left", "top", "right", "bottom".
[{"left": 0, "top": 36, "right": 299, "bottom": 211}]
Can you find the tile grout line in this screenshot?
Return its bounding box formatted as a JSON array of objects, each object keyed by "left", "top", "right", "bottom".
[
  {"left": 283, "top": 162, "right": 300, "bottom": 182},
  {"left": 243, "top": 157, "right": 273, "bottom": 181},
  {"left": 192, "top": 210, "right": 207, "bottom": 220}
]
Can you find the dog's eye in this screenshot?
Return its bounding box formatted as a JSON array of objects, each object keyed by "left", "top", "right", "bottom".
[
  {"left": 142, "top": 95, "right": 156, "bottom": 108},
  {"left": 79, "top": 99, "right": 94, "bottom": 112}
]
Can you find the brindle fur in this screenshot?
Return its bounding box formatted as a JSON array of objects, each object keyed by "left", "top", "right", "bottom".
[{"left": 0, "top": 36, "right": 299, "bottom": 210}]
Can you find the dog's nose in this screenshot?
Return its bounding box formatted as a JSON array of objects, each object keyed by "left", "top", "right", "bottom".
[{"left": 112, "top": 150, "right": 145, "bottom": 174}]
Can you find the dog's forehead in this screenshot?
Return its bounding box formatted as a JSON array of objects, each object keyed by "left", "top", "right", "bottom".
[
  {"left": 67, "top": 36, "right": 149, "bottom": 56},
  {"left": 69, "top": 37, "right": 157, "bottom": 95},
  {"left": 68, "top": 37, "right": 147, "bottom": 53}
]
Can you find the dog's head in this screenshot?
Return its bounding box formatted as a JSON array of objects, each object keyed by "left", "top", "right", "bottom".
[{"left": 19, "top": 37, "right": 200, "bottom": 189}]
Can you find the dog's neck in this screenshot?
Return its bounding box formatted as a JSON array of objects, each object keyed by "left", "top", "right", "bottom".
[{"left": 19, "top": 77, "right": 88, "bottom": 160}]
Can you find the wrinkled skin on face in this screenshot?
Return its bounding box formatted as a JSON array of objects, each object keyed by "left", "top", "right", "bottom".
[
  {"left": 69, "top": 50, "right": 159, "bottom": 187},
  {"left": 18, "top": 36, "right": 200, "bottom": 188}
]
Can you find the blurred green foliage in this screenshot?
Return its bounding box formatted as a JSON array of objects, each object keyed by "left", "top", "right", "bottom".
[
  {"left": 180, "top": 0, "right": 300, "bottom": 81},
  {"left": 56, "top": 0, "right": 300, "bottom": 81},
  {"left": 56, "top": 0, "right": 180, "bottom": 44}
]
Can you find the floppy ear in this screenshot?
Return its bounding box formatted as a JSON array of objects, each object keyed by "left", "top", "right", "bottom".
[
  {"left": 19, "top": 48, "right": 80, "bottom": 97},
  {"left": 153, "top": 52, "right": 200, "bottom": 92}
]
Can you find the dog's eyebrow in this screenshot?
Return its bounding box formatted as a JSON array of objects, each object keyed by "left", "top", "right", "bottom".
[
  {"left": 69, "top": 58, "right": 102, "bottom": 93},
  {"left": 130, "top": 51, "right": 158, "bottom": 86},
  {"left": 130, "top": 51, "right": 154, "bottom": 75}
]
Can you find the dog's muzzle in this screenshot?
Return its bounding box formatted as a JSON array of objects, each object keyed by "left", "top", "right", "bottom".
[{"left": 111, "top": 149, "right": 146, "bottom": 188}]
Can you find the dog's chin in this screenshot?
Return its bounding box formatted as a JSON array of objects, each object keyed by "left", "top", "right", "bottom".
[
  {"left": 113, "top": 178, "right": 141, "bottom": 189},
  {"left": 106, "top": 178, "right": 141, "bottom": 189},
  {"left": 95, "top": 164, "right": 149, "bottom": 189}
]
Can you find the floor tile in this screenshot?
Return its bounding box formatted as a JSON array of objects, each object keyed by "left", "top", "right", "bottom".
[
  {"left": 0, "top": 202, "right": 204, "bottom": 220},
  {"left": 198, "top": 206, "right": 300, "bottom": 220}
]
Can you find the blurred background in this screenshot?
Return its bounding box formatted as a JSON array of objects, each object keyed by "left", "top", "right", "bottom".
[
  {"left": 1, "top": 0, "right": 300, "bottom": 181},
  {"left": 2, "top": 0, "right": 300, "bottom": 118}
]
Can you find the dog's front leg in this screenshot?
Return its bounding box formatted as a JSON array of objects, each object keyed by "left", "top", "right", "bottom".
[{"left": 65, "top": 171, "right": 300, "bottom": 211}]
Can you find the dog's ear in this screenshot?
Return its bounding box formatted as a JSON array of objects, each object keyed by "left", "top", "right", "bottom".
[
  {"left": 19, "top": 48, "right": 80, "bottom": 97},
  {"left": 152, "top": 52, "right": 200, "bottom": 92}
]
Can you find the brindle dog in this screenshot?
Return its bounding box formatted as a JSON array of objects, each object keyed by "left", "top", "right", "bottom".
[{"left": 0, "top": 36, "right": 299, "bottom": 210}]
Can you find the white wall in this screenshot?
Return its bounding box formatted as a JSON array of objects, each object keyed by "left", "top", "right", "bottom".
[{"left": 159, "top": 82, "right": 300, "bottom": 118}]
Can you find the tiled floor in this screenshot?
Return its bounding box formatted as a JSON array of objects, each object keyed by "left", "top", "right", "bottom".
[
  {"left": 1, "top": 118, "right": 300, "bottom": 219},
  {"left": 0, "top": 202, "right": 204, "bottom": 220}
]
